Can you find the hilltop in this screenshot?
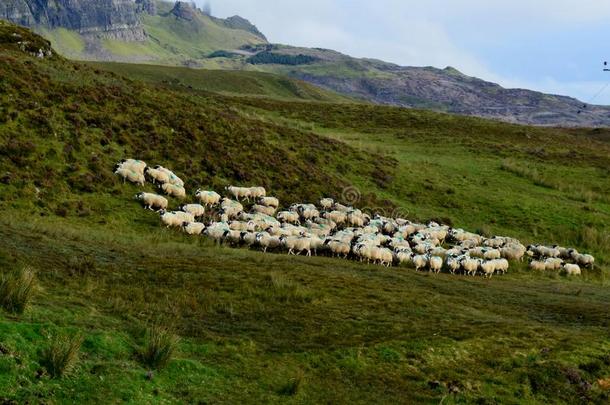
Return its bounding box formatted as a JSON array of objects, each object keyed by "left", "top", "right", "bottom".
[
  {"left": 2, "top": 0, "right": 610, "bottom": 126},
  {"left": 0, "top": 22, "right": 609, "bottom": 403}
]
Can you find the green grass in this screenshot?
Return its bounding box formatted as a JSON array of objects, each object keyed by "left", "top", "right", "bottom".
[
  {"left": 88, "top": 62, "right": 352, "bottom": 102},
  {"left": 1, "top": 22, "right": 610, "bottom": 403}
]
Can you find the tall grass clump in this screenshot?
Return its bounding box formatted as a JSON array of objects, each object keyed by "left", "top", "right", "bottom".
[
  {"left": 41, "top": 333, "right": 83, "bottom": 378},
  {"left": 139, "top": 325, "right": 180, "bottom": 370},
  {"left": 0, "top": 266, "right": 36, "bottom": 314}
]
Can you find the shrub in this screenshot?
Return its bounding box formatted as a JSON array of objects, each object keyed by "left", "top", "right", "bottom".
[
  {"left": 139, "top": 325, "right": 179, "bottom": 370},
  {"left": 0, "top": 266, "right": 36, "bottom": 314},
  {"left": 41, "top": 333, "right": 83, "bottom": 378}
]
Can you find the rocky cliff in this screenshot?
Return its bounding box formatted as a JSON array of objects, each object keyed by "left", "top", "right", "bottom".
[{"left": 0, "top": 0, "right": 149, "bottom": 40}]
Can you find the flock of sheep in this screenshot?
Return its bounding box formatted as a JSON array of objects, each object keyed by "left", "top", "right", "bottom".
[{"left": 115, "top": 159, "right": 595, "bottom": 277}]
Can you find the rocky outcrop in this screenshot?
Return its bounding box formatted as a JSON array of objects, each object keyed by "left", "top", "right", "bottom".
[
  {"left": 0, "top": 0, "right": 146, "bottom": 41},
  {"left": 223, "top": 15, "right": 267, "bottom": 41},
  {"left": 171, "top": 1, "right": 198, "bottom": 21}
]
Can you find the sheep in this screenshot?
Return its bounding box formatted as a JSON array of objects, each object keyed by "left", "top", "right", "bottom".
[
  {"left": 375, "top": 247, "right": 394, "bottom": 267},
  {"left": 544, "top": 258, "right": 563, "bottom": 271},
  {"left": 144, "top": 167, "right": 170, "bottom": 185},
  {"left": 226, "top": 186, "right": 251, "bottom": 201},
  {"left": 277, "top": 211, "right": 300, "bottom": 225},
  {"left": 427, "top": 255, "right": 443, "bottom": 274},
  {"left": 320, "top": 198, "right": 334, "bottom": 211},
  {"left": 160, "top": 211, "right": 183, "bottom": 228},
  {"left": 171, "top": 211, "right": 195, "bottom": 223},
  {"left": 154, "top": 166, "right": 184, "bottom": 187},
  {"left": 116, "top": 159, "right": 146, "bottom": 175},
  {"left": 446, "top": 256, "right": 461, "bottom": 275},
  {"left": 323, "top": 240, "right": 351, "bottom": 258},
  {"left": 115, "top": 167, "right": 145, "bottom": 186},
  {"left": 195, "top": 190, "right": 221, "bottom": 207},
  {"left": 258, "top": 196, "right": 279, "bottom": 208},
  {"left": 480, "top": 260, "right": 496, "bottom": 278},
  {"left": 411, "top": 254, "right": 428, "bottom": 272},
  {"left": 241, "top": 231, "right": 258, "bottom": 247},
  {"left": 182, "top": 222, "right": 205, "bottom": 235},
  {"left": 250, "top": 187, "right": 266, "bottom": 199},
  {"left": 252, "top": 204, "right": 276, "bottom": 216},
  {"left": 346, "top": 210, "right": 366, "bottom": 227},
  {"left": 529, "top": 260, "right": 546, "bottom": 271},
  {"left": 563, "top": 263, "right": 581, "bottom": 276},
  {"left": 493, "top": 258, "right": 509, "bottom": 274},
  {"left": 180, "top": 204, "right": 205, "bottom": 219},
  {"left": 483, "top": 248, "right": 501, "bottom": 260},
  {"left": 280, "top": 236, "right": 312, "bottom": 256},
  {"left": 204, "top": 222, "right": 230, "bottom": 242},
  {"left": 574, "top": 253, "right": 595, "bottom": 268},
  {"left": 500, "top": 244, "right": 526, "bottom": 262},
  {"left": 323, "top": 210, "right": 347, "bottom": 225},
  {"left": 296, "top": 205, "right": 320, "bottom": 221},
  {"left": 255, "top": 232, "right": 281, "bottom": 253},
  {"left": 135, "top": 192, "right": 168, "bottom": 211},
  {"left": 396, "top": 250, "right": 412, "bottom": 266},
  {"left": 161, "top": 183, "right": 186, "bottom": 199},
  {"left": 461, "top": 257, "right": 480, "bottom": 277}
]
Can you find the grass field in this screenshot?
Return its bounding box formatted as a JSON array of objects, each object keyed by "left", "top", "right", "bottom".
[{"left": 1, "top": 22, "right": 609, "bottom": 403}]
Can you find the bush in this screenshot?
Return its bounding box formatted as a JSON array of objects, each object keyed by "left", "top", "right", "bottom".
[
  {"left": 41, "top": 333, "right": 83, "bottom": 378},
  {"left": 139, "top": 325, "right": 179, "bottom": 370},
  {"left": 0, "top": 266, "right": 36, "bottom": 314}
]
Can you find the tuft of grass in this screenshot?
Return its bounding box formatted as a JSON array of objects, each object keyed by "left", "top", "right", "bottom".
[
  {"left": 0, "top": 266, "right": 36, "bottom": 314},
  {"left": 278, "top": 370, "right": 305, "bottom": 396},
  {"left": 139, "top": 325, "right": 180, "bottom": 370},
  {"left": 264, "top": 272, "right": 314, "bottom": 303},
  {"left": 40, "top": 332, "right": 83, "bottom": 378}
]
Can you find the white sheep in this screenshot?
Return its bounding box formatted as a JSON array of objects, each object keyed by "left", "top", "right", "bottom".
[
  {"left": 155, "top": 166, "right": 184, "bottom": 187},
  {"left": 161, "top": 183, "right": 186, "bottom": 199},
  {"left": 574, "top": 253, "right": 595, "bottom": 268},
  {"left": 427, "top": 255, "right": 443, "bottom": 274},
  {"left": 160, "top": 211, "right": 183, "bottom": 228},
  {"left": 116, "top": 159, "right": 146, "bottom": 175},
  {"left": 182, "top": 222, "right": 205, "bottom": 235},
  {"left": 493, "top": 258, "right": 509, "bottom": 274},
  {"left": 411, "top": 254, "right": 428, "bottom": 272},
  {"left": 480, "top": 260, "right": 496, "bottom": 278},
  {"left": 115, "top": 167, "right": 145, "bottom": 186},
  {"left": 319, "top": 198, "right": 334, "bottom": 210},
  {"left": 144, "top": 167, "right": 170, "bottom": 185},
  {"left": 461, "top": 257, "right": 480, "bottom": 277},
  {"left": 180, "top": 204, "right": 205, "bottom": 218},
  {"left": 255, "top": 232, "right": 282, "bottom": 253},
  {"left": 195, "top": 189, "right": 221, "bottom": 206},
  {"left": 563, "top": 263, "right": 581, "bottom": 276},
  {"left": 529, "top": 260, "right": 546, "bottom": 271},
  {"left": 258, "top": 196, "right": 279, "bottom": 208},
  {"left": 135, "top": 192, "right": 168, "bottom": 211},
  {"left": 544, "top": 258, "right": 563, "bottom": 271},
  {"left": 252, "top": 204, "right": 276, "bottom": 216}
]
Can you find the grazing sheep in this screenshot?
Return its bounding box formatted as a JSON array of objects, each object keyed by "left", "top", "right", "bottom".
[
  {"left": 480, "top": 260, "right": 497, "bottom": 278},
  {"left": 115, "top": 167, "right": 145, "bottom": 186},
  {"left": 427, "top": 255, "right": 443, "bottom": 274},
  {"left": 280, "top": 235, "right": 312, "bottom": 256},
  {"left": 411, "top": 254, "right": 428, "bottom": 272},
  {"left": 483, "top": 248, "right": 502, "bottom": 260},
  {"left": 160, "top": 211, "right": 183, "bottom": 228},
  {"left": 250, "top": 187, "right": 267, "bottom": 199},
  {"left": 195, "top": 190, "right": 221, "bottom": 206},
  {"left": 116, "top": 159, "right": 146, "bottom": 175},
  {"left": 144, "top": 167, "right": 170, "bottom": 185},
  {"left": 161, "top": 183, "right": 186, "bottom": 199},
  {"left": 255, "top": 232, "right": 282, "bottom": 253},
  {"left": 204, "top": 222, "right": 230, "bottom": 242},
  {"left": 323, "top": 210, "right": 347, "bottom": 225},
  {"left": 396, "top": 250, "right": 412, "bottom": 266},
  {"left": 180, "top": 204, "right": 205, "bottom": 218},
  {"left": 529, "top": 260, "right": 546, "bottom": 271},
  {"left": 154, "top": 166, "right": 184, "bottom": 187},
  {"left": 446, "top": 256, "right": 461, "bottom": 275},
  {"left": 461, "top": 257, "right": 480, "bottom": 277},
  {"left": 563, "top": 263, "right": 581, "bottom": 276},
  {"left": 574, "top": 253, "right": 595, "bottom": 268},
  {"left": 493, "top": 258, "right": 510, "bottom": 274},
  {"left": 319, "top": 198, "right": 334, "bottom": 210},
  {"left": 324, "top": 239, "right": 351, "bottom": 258},
  {"left": 277, "top": 211, "right": 300, "bottom": 225},
  {"left": 135, "top": 192, "right": 168, "bottom": 211},
  {"left": 182, "top": 222, "right": 205, "bottom": 235},
  {"left": 226, "top": 186, "right": 251, "bottom": 201},
  {"left": 252, "top": 204, "right": 276, "bottom": 216},
  {"left": 258, "top": 196, "right": 279, "bottom": 208},
  {"left": 544, "top": 258, "right": 563, "bottom": 271}
]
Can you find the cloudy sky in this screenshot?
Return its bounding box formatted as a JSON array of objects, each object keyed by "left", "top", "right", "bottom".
[{"left": 195, "top": 0, "right": 610, "bottom": 104}]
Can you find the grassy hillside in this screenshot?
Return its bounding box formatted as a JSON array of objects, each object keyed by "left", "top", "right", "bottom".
[
  {"left": 1, "top": 22, "right": 610, "bottom": 404},
  {"left": 88, "top": 62, "right": 352, "bottom": 102}
]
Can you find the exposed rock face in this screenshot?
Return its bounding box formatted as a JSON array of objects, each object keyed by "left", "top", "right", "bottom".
[
  {"left": 223, "top": 15, "right": 267, "bottom": 41},
  {"left": 0, "top": 0, "right": 146, "bottom": 41},
  {"left": 171, "top": 1, "right": 197, "bottom": 21}
]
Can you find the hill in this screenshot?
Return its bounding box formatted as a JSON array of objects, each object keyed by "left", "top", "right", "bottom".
[
  {"left": 88, "top": 61, "right": 352, "bottom": 102},
  {"left": 1, "top": 21, "right": 610, "bottom": 403}
]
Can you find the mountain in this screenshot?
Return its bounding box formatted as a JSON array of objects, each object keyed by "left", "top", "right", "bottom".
[{"left": 1, "top": 0, "right": 609, "bottom": 126}]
